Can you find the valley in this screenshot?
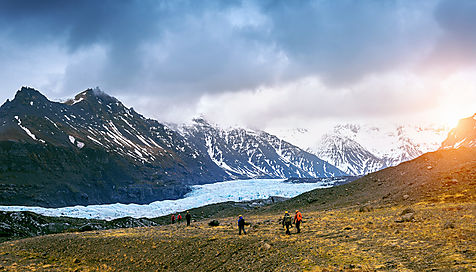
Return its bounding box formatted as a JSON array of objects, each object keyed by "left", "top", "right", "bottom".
[
  {"left": 0, "top": 146, "right": 474, "bottom": 271},
  {"left": 0, "top": 177, "right": 353, "bottom": 220}
]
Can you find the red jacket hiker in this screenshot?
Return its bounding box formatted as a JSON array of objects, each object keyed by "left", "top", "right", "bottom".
[
  {"left": 171, "top": 214, "right": 175, "bottom": 224},
  {"left": 177, "top": 214, "right": 182, "bottom": 222},
  {"left": 294, "top": 210, "right": 302, "bottom": 233}
]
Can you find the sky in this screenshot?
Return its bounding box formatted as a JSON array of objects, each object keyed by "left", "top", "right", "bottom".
[{"left": 0, "top": 0, "right": 475, "bottom": 136}]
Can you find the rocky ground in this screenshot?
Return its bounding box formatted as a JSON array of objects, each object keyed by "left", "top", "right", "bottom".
[
  {"left": 0, "top": 148, "right": 475, "bottom": 271},
  {"left": 0, "top": 196, "right": 289, "bottom": 243},
  {"left": 0, "top": 202, "right": 474, "bottom": 271}
]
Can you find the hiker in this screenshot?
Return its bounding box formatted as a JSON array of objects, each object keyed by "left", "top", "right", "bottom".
[
  {"left": 294, "top": 210, "right": 303, "bottom": 233},
  {"left": 282, "top": 211, "right": 293, "bottom": 235},
  {"left": 177, "top": 213, "right": 182, "bottom": 223},
  {"left": 186, "top": 211, "right": 191, "bottom": 226},
  {"left": 238, "top": 215, "right": 246, "bottom": 235},
  {"left": 171, "top": 214, "right": 175, "bottom": 224}
]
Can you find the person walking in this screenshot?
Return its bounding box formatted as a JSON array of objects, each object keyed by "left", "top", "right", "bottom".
[
  {"left": 238, "top": 215, "right": 246, "bottom": 235},
  {"left": 282, "top": 211, "right": 293, "bottom": 235},
  {"left": 177, "top": 213, "right": 182, "bottom": 223},
  {"left": 171, "top": 214, "right": 175, "bottom": 224},
  {"left": 294, "top": 210, "right": 302, "bottom": 233},
  {"left": 186, "top": 211, "right": 191, "bottom": 226}
]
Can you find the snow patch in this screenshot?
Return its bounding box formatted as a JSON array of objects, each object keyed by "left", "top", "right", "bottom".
[
  {"left": 71, "top": 97, "right": 84, "bottom": 105},
  {"left": 14, "top": 116, "right": 40, "bottom": 142},
  {"left": 77, "top": 141, "right": 85, "bottom": 149}
]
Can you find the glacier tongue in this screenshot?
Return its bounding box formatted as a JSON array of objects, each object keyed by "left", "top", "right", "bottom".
[{"left": 0, "top": 179, "right": 332, "bottom": 220}]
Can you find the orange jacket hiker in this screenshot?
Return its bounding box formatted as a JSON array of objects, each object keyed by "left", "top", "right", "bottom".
[
  {"left": 294, "top": 210, "right": 302, "bottom": 234},
  {"left": 294, "top": 211, "right": 302, "bottom": 223}
]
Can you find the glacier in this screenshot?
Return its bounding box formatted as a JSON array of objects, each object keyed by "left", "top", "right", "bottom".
[{"left": 0, "top": 179, "right": 333, "bottom": 220}]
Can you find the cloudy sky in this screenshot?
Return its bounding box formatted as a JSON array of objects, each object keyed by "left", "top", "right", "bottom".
[{"left": 0, "top": 0, "right": 475, "bottom": 134}]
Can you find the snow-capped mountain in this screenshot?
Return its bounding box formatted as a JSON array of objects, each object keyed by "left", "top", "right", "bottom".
[
  {"left": 315, "top": 134, "right": 385, "bottom": 176},
  {"left": 440, "top": 113, "right": 476, "bottom": 149},
  {"left": 274, "top": 123, "right": 449, "bottom": 176},
  {"left": 0, "top": 87, "right": 231, "bottom": 207},
  {"left": 176, "top": 119, "right": 346, "bottom": 179},
  {"left": 0, "top": 87, "right": 345, "bottom": 207}
]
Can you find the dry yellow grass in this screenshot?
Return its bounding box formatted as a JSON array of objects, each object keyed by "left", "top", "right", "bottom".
[{"left": 1, "top": 201, "right": 474, "bottom": 271}]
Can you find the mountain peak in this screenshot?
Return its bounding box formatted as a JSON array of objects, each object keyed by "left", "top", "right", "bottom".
[
  {"left": 192, "top": 117, "right": 212, "bottom": 127},
  {"left": 13, "top": 86, "right": 48, "bottom": 104},
  {"left": 440, "top": 113, "right": 476, "bottom": 149},
  {"left": 65, "top": 87, "right": 118, "bottom": 106}
]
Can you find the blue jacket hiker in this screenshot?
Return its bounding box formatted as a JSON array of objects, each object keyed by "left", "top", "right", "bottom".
[{"left": 238, "top": 215, "right": 246, "bottom": 235}]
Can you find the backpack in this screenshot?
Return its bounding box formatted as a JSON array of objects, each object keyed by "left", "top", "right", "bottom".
[
  {"left": 284, "top": 215, "right": 292, "bottom": 224},
  {"left": 296, "top": 212, "right": 302, "bottom": 222}
]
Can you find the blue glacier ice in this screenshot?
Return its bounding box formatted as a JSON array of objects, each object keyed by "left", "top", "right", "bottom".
[{"left": 0, "top": 179, "right": 331, "bottom": 220}]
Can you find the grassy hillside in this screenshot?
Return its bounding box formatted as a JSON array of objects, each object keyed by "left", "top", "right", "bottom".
[{"left": 0, "top": 147, "right": 475, "bottom": 271}]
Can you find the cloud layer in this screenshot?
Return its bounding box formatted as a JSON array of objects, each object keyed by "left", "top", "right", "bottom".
[{"left": 0, "top": 0, "right": 475, "bottom": 128}]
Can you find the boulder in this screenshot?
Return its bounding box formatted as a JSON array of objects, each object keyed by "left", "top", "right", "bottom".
[
  {"left": 396, "top": 213, "right": 414, "bottom": 223},
  {"left": 359, "top": 206, "right": 373, "bottom": 212},
  {"left": 79, "top": 224, "right": 95, "bottom": 232},
  {"left": 400, "top": 207, "right": 415, "bottom": 216},
  {"left": 208, "top": 220, "right": 220, "bottom": 227}
]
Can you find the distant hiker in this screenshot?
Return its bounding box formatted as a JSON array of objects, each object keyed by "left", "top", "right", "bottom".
[
  {"left": 177, "top": 213, "right": 182, "bottom": 223},
  {"left": 186, "top": 211, "right": 191, "bottom": 226},
  {"left": 294, "top": 210, "right": 302, "bottom": 233},
  {"left": 171, "top": 214, "right": 175, "bottom": 224},
  {"left": 282, "top": 211, "right": 293, "bottom": 235},
  {"left": 238, "top": 215, "right": 246, "bottom": 235}
]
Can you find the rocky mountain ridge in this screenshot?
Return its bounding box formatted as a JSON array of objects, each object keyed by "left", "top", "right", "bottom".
[
  {"left": 440, "top": 113, "right": 476, "bottom": 149},
  {"left": 0, "top": 87, "right": 344, "bottom": 207},
  {"left": 177, "top": 118, "right": 346, "bottom": 179}
]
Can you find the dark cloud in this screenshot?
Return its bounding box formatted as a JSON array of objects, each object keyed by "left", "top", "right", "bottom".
[
  {"left": 0, "top": 0, "right": 474, "bottom": 126},
  {"left": 0, "top": 0, "right": 441, "bottom": 95},
  {"left": 428, "top": 0, "right": 476, "bottom": 70},
  {"left": 261, "top": 1, "right": 437, "bottom": 85}
]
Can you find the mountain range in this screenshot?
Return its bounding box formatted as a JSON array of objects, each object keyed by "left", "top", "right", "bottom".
[
  {"left": 176, "top": 118, "right": 345, "bottom": 179},
  {"left": 276, "top": 122, "right": 450, "bottom": 176},
  {"left": 0, "top": 87, "right": 344, "bottom": 207},
  {"left": 0, "top": 87, "right": 472, "bottom": 207}
]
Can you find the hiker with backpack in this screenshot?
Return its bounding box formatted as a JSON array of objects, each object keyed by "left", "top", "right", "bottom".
[
  {"left": 185, "top": 211, "right": 191, "bottom": 226},
  {"left": 282, "top": 211, "right": 293, "bottom": 235},
  {"left": 238, "top": 215, "right": 246, "bottom": 235},
  {"left": 177, "top": 213, "right": 182, "bottom": 223},
  {"left": 294, "top": 210, "right": 302, "bottom": 233},
  {"left": 171, "top": 214, "right": 175, "bottom": 224}
]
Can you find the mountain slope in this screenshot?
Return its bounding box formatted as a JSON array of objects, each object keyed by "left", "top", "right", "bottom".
[
  {"left": 1, "top": 144, "right": 474, "bottom": 271},
  {"left": 178, "top": 119, "right": 346, "bottom": 178},
  {"left": 440, "top": 113, "right": 476, "bottom": 149},
  {"left": 315, "top": 134, "right": 385, "bottom": 176},
  {"left": 271, "top": 146, "right": 476, "bottom": 212},
  {"left": 0, "top": 87, "right": 232, "bottom": 207},
  {"left": 0, "top": 87, "right": 345, "bottom": 207}
]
